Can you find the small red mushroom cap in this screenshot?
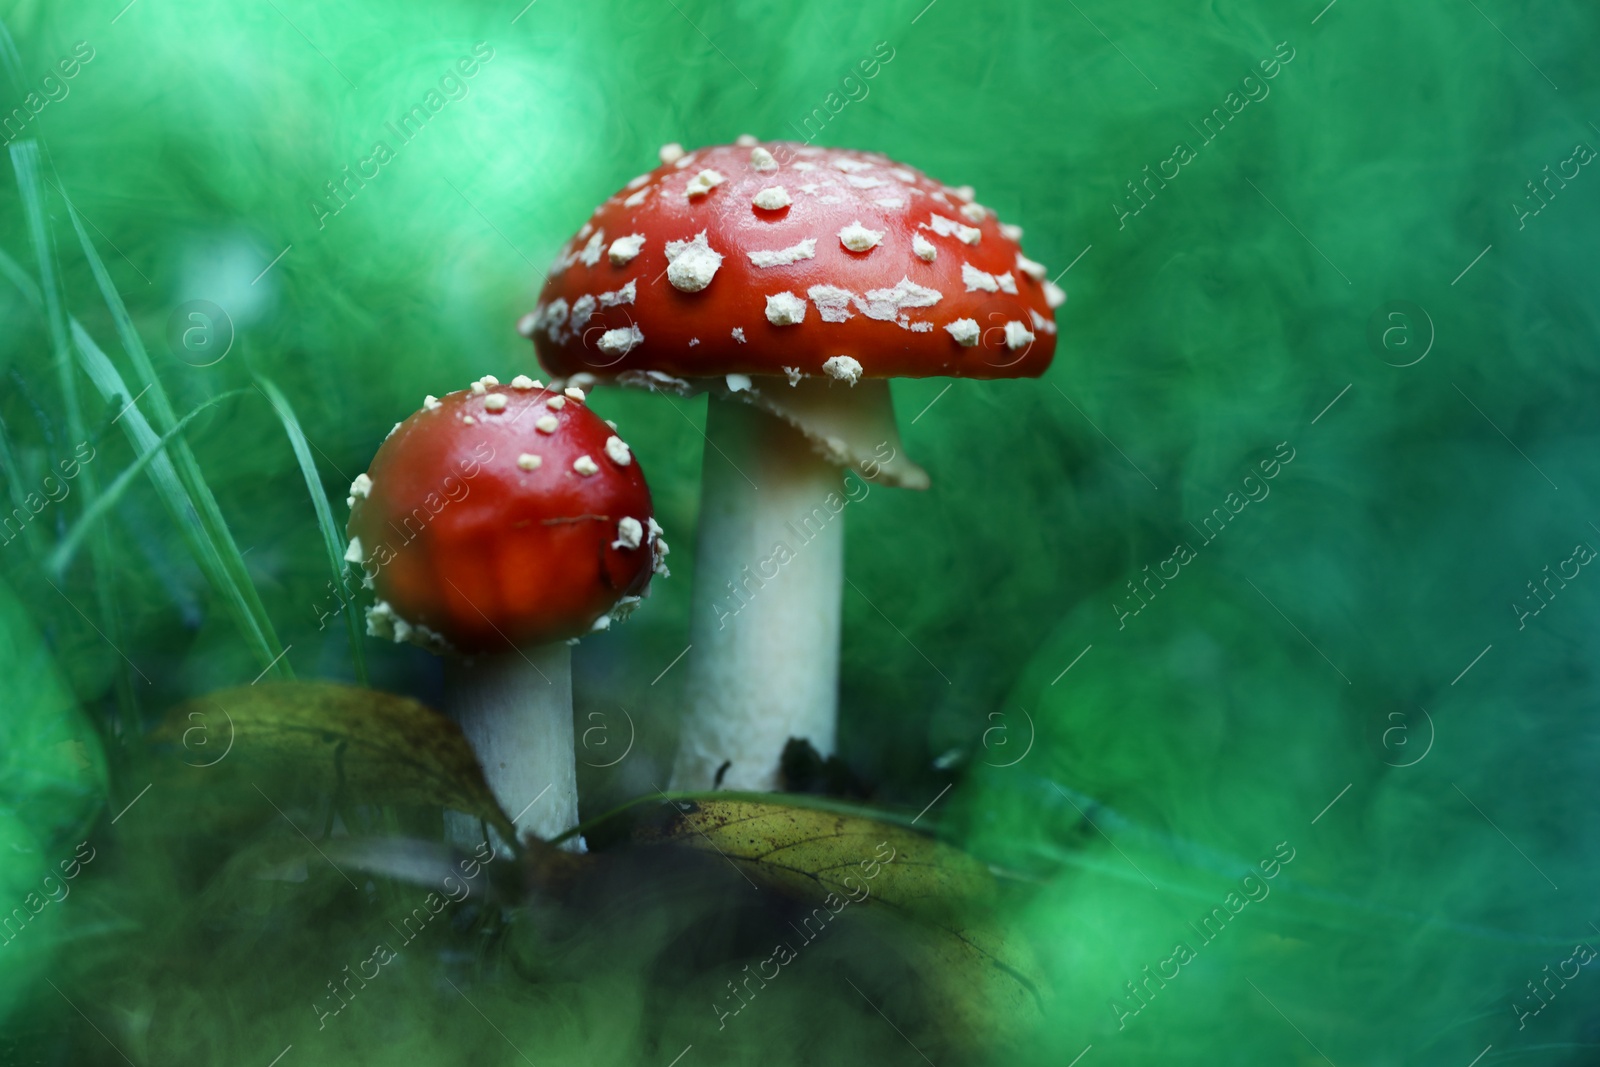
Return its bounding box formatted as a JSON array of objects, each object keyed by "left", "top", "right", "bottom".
[
  {"left": 525, "top": 141, "right": 1060, "bottom": 385},
  {"left": 345, "top": 376, "right": 667, "bottom": 654}
]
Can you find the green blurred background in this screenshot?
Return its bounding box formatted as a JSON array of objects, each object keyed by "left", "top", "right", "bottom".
[{"left": 3, "top": 0, "right": 1600, "bottom": 1063}]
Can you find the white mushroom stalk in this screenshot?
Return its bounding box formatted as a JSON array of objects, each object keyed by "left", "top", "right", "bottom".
[
  {"left": 442, "top": 647, "right": 576, "bottom": 849},
  {"left": 670, "top": 379, "right": 923, "bottom": 792},
  {"left": 673, "top": 398, "right": 842, "bottom": 791}
]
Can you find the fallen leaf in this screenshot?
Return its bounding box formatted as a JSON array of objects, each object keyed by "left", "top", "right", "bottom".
[
  {"left": 151, "top": 681, "right": 515, "bottom": 844},
  {"left": 633, "top": 798, "right": 1045, "bottom": 1050}
]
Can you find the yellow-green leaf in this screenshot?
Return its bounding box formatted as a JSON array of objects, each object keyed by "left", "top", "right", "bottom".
[
  {"left": 151, "top": 681, "right": 514, "bottom": 843},
  {"left": 634, "top": 799, "right": 987, "bottom": 914},
  {"left": 634, "top": 798, "right": 1045, "bottom": 1049}
]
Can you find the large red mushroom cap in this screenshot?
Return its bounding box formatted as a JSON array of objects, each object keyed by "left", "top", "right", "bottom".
[
  {"left": 345, "top": 376, "right": 667, "bottom": 654},
  {"left": 523, "top": 140, "right": 1061, "bottom": 385}
]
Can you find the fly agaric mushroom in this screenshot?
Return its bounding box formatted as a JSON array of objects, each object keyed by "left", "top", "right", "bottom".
[
  {"left": 522, "top": 140, "right": 1060, "bottom": 792},
  {"left": 345, "top": 375, "right": 668, "bottom": 847}
]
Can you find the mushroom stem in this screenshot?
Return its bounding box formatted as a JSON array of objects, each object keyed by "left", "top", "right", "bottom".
[
  {"left": 443, "top": 644, "right": 578, "bottom": 852},
  {"left": 671, "top": 395, "right": 844, "bottom": 791}
]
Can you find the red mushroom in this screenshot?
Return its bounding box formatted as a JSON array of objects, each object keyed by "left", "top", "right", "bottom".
[
  {"left": 522, "top": 140, "right": 1060, "bottom": 791},
  {"left": 345, "top": 374, "right": 668, "bottom": 847}
]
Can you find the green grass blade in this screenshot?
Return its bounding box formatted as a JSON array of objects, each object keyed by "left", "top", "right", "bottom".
[
  {"left": 69, "top": 322, "right": 289, "bottom": 678},
  {"left": 9, "top": 143, "right": 81, "bottom": 444},
  {"left": 11, "top": 142, "right": 140, "bottom": 734},
  {"left": 0, "top": 245, "right": 39, "bottom": 304},
  {"left": 57, "top": 188, "right": 287, "bottom": 675},
  {"left": 7, "top": 163, "right": 288, "bottom": 692},
  {"left": 0, "top": 412, "right": 45, "bottom": 557},
  {"left": 45, "top": 389, "right": 250, "bottom": 579},
  {"left": 253, "top": 376, "right": 369, "bottom": 686},
  {"left": 55, "top": 177, "right": 176, "bottom": 430},
  {"left": 0, "top": 19, "right": 25, "bottom": 91}
]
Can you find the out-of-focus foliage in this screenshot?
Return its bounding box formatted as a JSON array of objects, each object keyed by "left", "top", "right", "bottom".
[{"left": 0, "top": 575, "right": 106, "bottom": 1020}]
